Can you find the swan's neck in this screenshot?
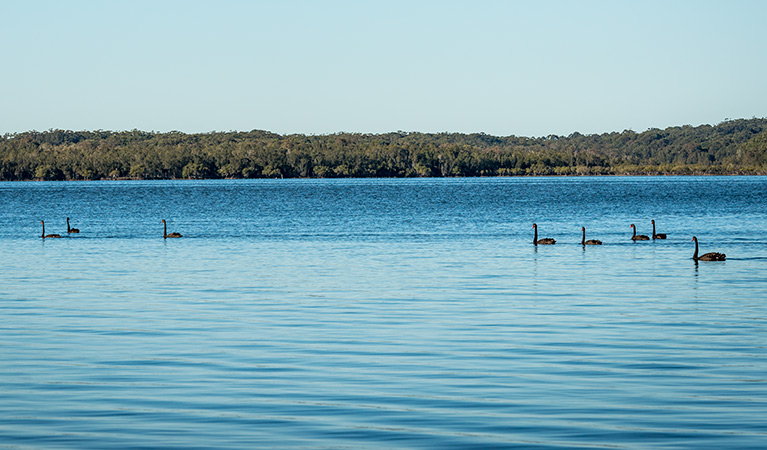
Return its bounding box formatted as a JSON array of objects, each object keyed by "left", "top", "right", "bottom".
[
  {"left": 41, "top": 222, "right": 44, "bottom": 238},
  {"left": 163, "top": 222, "right": 167, "bottom": 238},
  {"left": 67, "top": 218, "right": 70, "bottom": 231},
  {"left": 632, "top": 226, "right": 636, "bottom": 238},
  {"left": 652, "top": 222, "right": 656, "bottom": 235},
  {"left": 693, "top": 239, "right": 699, "bottom": 260},
  {"left": 581, "top": 229, "right": 586, "bottom": 245},
  {"left": 533, "top": 226, "right": 538, "bottom": 244}
]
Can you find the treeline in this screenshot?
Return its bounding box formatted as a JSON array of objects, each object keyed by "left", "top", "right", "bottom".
[{"left": 2, "top": 118, "right": 767, "bottom": 181}]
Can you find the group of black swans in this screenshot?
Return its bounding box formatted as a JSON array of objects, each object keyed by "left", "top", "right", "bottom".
[
  {"left": 40, "top": 218, "right": 182, "bottom": 240},
  {"left": 532, "top": 219, "right": 725, "bottom": 261},
  {"left": 40, "top": 218, "right": 725, "bottom": 261}
]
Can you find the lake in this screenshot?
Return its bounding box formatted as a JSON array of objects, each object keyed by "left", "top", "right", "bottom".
[{"left": 1, "top": 176, "right": 765, "bottom": 449}]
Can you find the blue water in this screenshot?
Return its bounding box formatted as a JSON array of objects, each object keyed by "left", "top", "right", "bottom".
[{"left": 1, "top": 176, "right": 765, "bottom": 449}]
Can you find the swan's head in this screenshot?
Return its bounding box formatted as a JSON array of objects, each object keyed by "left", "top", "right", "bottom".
[
  {"left": 651, "top": 220, "right": 656, "bottom": 225},
  {"left": 532, "top": 223, "right": 537, "bottom": 229},
  {"left": 630, "top": 224, "right": 636, "bottom": 229}
]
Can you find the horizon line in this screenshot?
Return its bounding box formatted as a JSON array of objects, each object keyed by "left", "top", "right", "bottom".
[{"left": 3, "top": 117, "right": 766, "bottom": 140}]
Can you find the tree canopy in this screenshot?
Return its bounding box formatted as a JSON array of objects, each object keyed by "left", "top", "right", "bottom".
[{"left": 2, "top": 119, "right": 767, "bottom": 181}]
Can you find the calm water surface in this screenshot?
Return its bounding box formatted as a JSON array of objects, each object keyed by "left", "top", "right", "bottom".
[{"left": 1, "top": 177, "right": 766, "bottom": 449}]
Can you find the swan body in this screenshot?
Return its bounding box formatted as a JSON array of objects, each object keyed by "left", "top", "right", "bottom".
[
  {"left": 40, "top": 220, "right": 62, "bottom": 239},
  {"left": 692, "top": 236, "right": 725, "bottom": 261},
  {"left": 66, "top": 217, "right": 80, "bottom": 233},
  {"left": 630, "top": 224, "right": 650, "bottom": 241},
  {"left": 651, "top": 219, "right": 666, "bottom": 239},
  {"left": 581, "top": 227, "right": 602, "bottom": 245},
  {"left": 532, "top": 223, "right": 555, "bottom": 245},
  {"left": 162, "top": 219, "right": 183, "bottom": 238}
]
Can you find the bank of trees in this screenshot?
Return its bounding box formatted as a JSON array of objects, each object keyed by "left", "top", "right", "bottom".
[{"left": 1, "top": 119, "right": 766, "bottom": 181}]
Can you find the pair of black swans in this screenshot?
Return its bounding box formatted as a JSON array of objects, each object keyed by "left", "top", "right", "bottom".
[
  {"left": 39, "top": 217, "right": 79, "bottom": 239},
  {"left": 532, "top": 220, "right": 726, "bottom": 261},
  {"left": 40, "top": 218, "right": 182, "bottom": 239}
]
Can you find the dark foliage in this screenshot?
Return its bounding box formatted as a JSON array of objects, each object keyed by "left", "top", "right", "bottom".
[{"left": 2, "top": 119, "right": 766, "bottom": 180}]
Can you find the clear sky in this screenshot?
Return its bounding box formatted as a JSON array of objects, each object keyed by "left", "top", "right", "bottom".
[{"left": 2, "top": 0, "right": 765, "bottom": 137}]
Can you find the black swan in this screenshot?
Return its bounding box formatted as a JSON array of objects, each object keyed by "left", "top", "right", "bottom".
[
  {"left": 630, "top": 224, "right": 650, "bottom": 241},
  {"left": 692, "top": 236, "right": 725, "bottom": 261},
  {"left": 40, "top": 220, "right": 62, "bottom": 239},
  {"left": 532, "top": 223, "right": 556, "bottom": 245},
  {"left": 162, "top": 219, "right": 183, "bottom": 239},
  {"left": 651, "top": 219, "right": 666, "bottom": 239},
  {"left": 66, "top": 217, "right": 80, "bottom": 233},
  {"left": 581, "top": 227, "right": 602, "bottom": 245}
]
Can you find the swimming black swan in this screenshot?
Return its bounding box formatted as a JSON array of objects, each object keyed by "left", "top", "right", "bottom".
[
  {"left": 162, "top": 219, "right": 183, "bottom": 239},
  {"left": 532, "top": 223, "right": 556, "bottom": 245},
  {"left": 66, "top": 217, "right": 80, "bottom": 233},
  {"left": 651, "top": 220, "right": 666, "bottom": 239},
  {"left": 630, "top": 224, "right": 650, "bottom": 241},
  {"left": 581, "top": 227, "right": 602, "bottom": 245},
  {"left": 40, "top": 220, "right": 61, "bottom": 239},
  {"left": 692, "top": 236, "right": 725, "bottom": 261}
]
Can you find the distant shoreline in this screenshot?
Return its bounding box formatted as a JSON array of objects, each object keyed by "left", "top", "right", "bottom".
[
  {"left": 5, "top": 173, "right": 767, "bottom": 183},
  {"left": 2, "top": 119, "right": 766, "bottom": 181}
]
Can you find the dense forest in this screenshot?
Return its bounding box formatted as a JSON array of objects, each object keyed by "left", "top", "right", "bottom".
[{"left": 2, "top": 118, "right": 767, "bottom": 181}]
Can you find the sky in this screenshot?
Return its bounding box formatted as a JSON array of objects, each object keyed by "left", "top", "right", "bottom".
[{"left": 2, "top": 0, "right": 766, "bottom": 137}]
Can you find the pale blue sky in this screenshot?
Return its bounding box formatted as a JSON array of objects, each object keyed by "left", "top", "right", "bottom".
[{"left": 2, "top": 0, "right": 765, "bottom": 137}]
